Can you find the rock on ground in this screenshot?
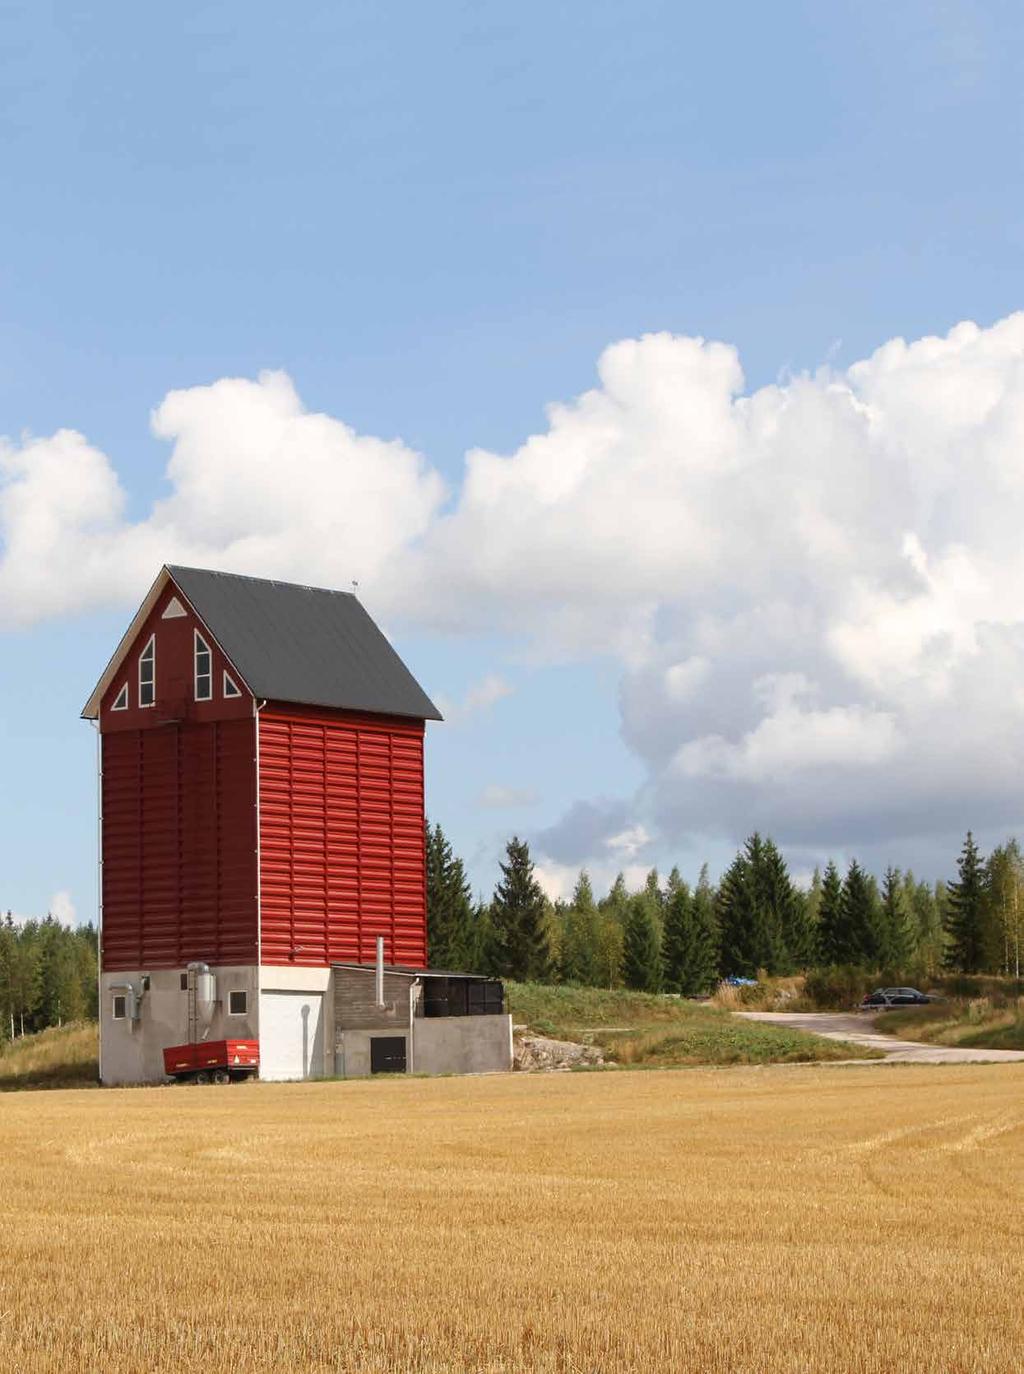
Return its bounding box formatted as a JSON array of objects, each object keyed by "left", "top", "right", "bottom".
[{"left": 513, "top": 1033, "right": 605, "bottom": 1072}]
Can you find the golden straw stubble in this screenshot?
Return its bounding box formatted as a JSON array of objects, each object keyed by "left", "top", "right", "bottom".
[{"left": 2, "top": 1064, "right": 1023, "bottom": 1373}]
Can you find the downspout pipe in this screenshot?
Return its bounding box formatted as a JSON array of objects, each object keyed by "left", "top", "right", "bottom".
[
  {"left": 408, "top": 978, "right": 421, "bottom": 1074},
  {"left": 375, "top": 936, "right": 385, "bottom": 1009}
]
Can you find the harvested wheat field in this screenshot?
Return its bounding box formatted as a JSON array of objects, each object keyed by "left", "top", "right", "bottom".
[{"left": 3, "top": 1066, "right": 1024, "bottom": 1374}]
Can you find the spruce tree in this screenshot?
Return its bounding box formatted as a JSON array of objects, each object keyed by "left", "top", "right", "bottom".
[
  {"left": 716, "top": 835, "right": 790, "bottom": 977},
  {"left": 945, "top": 831, "right": 988, "bottom": 973},
  {"left": 642, "top": 868, "right": 665, "bottom": 936},
  {"left": 425, "top": 822, "right": 474, "bottom": 970},
  {"left": 489, "top": 836, "right": 551, "bottom": 982},
  {"left": 561, "top": 871, "right": 600, "bottom": 985},
  {"left": 622, "top": 894, "right": 661, "bottom": 991},
  {"left": 688, "top": 864, "right": 720, "bottom": 992},
  {"left": 661, "top": 869, "right": 693, "bottom": 994},
  {"left": 715, "top": 848, "right": 756, "bottom": 978},
  {"left": 759, "top": 837, "right": 809, "bottom": 970},
  {"left": 878, "top": 866, "right": 915, "bottom": 970},
  {"left": 600, "top": 873, "right": 630, "bottom": 927},
  {"left": 840, "top": 860, "right": 877, "bottom": 966},
  {"left": 816, "top": 860, "right": 844, "bottom": 965},
  {"left": 987, "top": 841, "right": 1024, "bottom": 978}
]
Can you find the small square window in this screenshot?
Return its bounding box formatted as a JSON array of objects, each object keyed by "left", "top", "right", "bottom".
[
  {"left": 112, "top": 994, "right": 127, "bottom": 1020},
  {"left": 228, "top": 990, "right": 247, "bottom": 1016}
]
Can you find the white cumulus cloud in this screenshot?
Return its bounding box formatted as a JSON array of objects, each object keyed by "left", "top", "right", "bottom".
[
  {"left": 435, "top": 674, "right": 514, "bottom": 724},
  {"left": 49, "top": 890, "right": 77, "bottom": 924},
  {"left": 0, "top": 370, "right": 443, "bottom": 628},
  {"left": 6, "top": 316, "right": 1024, "bottom": 865},
  {"left": 477, "top": 784, "right": 539, "bottom": 810}
]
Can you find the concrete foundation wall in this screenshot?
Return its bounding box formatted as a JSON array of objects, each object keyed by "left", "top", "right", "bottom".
[
  {"left": 414, "top": 1014, "right": 513, "bottom": 1076},
  {"left": 99, "top": 965, "right": 259, "bottom": 1085},
  {"left": 335, "top": 1029, "right": 404, "bottom": 1077},
  {"left": 335, "top": 1013, "right": 512, "bottom": 1078}
]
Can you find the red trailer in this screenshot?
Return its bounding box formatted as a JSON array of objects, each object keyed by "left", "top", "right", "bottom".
[{"left": 162, "top": 1039, "right": 260, "bottom": 1085}]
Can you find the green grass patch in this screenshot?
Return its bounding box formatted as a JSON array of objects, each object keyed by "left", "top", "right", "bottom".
[
  {"left": 0, "top": 1022, "right": 99, "bottom": 1091},
  {"left": 882, "top": 999, "right": 1024, "bottom": 1051},
  {"left": 507, "top": 981, "right": 877, "bottom": 1066}
]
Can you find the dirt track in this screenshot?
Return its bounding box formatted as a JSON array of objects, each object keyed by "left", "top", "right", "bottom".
[{"left": 735, "top": 1010, "right": 1024, "bottom": 1063}]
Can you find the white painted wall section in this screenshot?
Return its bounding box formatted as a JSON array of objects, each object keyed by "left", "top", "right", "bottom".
[{"left": 259, "top": 989, "right": 325, "bottom": 1080}]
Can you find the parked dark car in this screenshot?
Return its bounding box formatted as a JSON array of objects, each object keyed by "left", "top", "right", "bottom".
[{"left": 860, "top": 986, "right": 931, "bottom": 1009}]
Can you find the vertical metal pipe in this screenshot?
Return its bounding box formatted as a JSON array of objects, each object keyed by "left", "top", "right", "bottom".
[
  {"left": 375, "top": 936, "right": 385, "bottom": 1008},
  {"left": 94, "top": 720, "right": 104, "bottom": 1083},
  {"left": 408, "top": 978, "right": 420, "bottom": 1074}
]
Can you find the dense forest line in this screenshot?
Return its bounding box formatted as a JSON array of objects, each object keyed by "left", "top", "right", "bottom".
[
  {"left": 3, "top": 828, "right": 1017, "bottom": 1042},
  {"left": 427, "top": 827, "right": 1022, "bottom": 992},
  {"left": 0, "top": 916, "right": 98, "bottom": 1041}
]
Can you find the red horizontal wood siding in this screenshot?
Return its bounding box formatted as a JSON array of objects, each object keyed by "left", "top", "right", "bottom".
[
  {"left": 258, "top": 705, "right": 427, "bottom": 967},
  {"left": 100, "top": 719, "right": 258, "bottom": 971}
]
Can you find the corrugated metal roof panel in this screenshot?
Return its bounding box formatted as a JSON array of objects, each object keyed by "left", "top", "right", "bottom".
[{"left": 166, "top": 566, "right": 442, "bottom": 721}]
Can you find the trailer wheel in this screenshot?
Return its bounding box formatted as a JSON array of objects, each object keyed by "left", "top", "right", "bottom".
[
  {"left": 194, "top": 1070, "right": 211, "bottom": 1085},
  {"left": 212, "top": 1068, "right": 231, "bottom": 1085}
]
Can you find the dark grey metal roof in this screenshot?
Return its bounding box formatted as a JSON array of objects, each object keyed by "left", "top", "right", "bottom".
[{"left": 168, "top": 566, "right": 442, "bottom": 720}]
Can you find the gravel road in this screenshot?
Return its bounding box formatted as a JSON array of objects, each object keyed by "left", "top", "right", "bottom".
[{"left": 735, "top": 1011, "right": 1024, "bottom": 1064}]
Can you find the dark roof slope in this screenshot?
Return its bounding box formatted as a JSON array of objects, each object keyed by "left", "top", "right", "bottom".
[{"left": 168, "top": 566, "right": 442, "bottom": 721}]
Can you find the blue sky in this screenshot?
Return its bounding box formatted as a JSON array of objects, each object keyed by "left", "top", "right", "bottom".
[{"left": 3, "top": 1, "right": 1024, "bottom": 922}]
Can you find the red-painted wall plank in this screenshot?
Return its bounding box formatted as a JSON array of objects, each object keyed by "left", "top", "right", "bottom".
[
  {"left": 100, "top": 720, "right": 258, "bottom": 971},
  {"left": 258, "top": 705, "right": 428, "bottom": 967}
]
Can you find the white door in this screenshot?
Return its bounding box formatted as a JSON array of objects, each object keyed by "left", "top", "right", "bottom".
[{"left": 259, "top": 991, "right": 325, "bottom": 1080}]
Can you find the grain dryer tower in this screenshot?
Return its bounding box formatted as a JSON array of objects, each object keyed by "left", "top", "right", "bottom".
[{"left": 83, "top": 566, "right": 511, "bottom": 1085}]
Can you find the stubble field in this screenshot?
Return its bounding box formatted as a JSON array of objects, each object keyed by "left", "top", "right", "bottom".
[{"left": 2, "top": 1064, "right": 1023, "bottom": 1374}]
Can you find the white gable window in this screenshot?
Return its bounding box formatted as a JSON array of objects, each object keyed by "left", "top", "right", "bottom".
[
  {"left": 194, "top": 630, "right": 212, "bottom": 701},
  {"left": 112, "top": 683, "right": 129, "bottom": 711},
  {"left": 161, "top": 596, "right": 187, "bottom": 619},
  {"left": 223, "top": 671, "right": 241, "bottom": 699},
  {"left": 139, "top": 635, "right": 156, "bottom": 708}
]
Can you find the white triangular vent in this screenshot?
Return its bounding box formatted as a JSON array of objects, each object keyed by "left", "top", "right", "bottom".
[{"left": 162, "top": 596, "right": 186, "bottom": 619}]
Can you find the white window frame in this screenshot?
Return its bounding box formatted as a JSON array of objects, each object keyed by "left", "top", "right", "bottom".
[
  {"left": 228, "top": 990, "right": 248, "bottom": 1017},
  {"left": 223, "top": 671, "right": 241, "bottom": 699},
  {"left": 112, "top": 683, "right": 129, "bottom": 711},
  {"left": 194, "top": 630, "right": 212, "bottom": 702},
  {"left": 138, "top": 634, "right": 156, "bottom": 708},
  {"left": 111, "top": 994, "right": 127, "bottom": 1020}
]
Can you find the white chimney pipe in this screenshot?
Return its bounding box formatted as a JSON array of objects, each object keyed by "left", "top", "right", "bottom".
[{"left": 375, "top": 936, "right": 385, "bottom": 1008}]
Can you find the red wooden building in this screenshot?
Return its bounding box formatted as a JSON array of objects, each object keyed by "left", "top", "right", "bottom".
[{"left": 83, "top": 565, "right": 450, "bottom": 1084}]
